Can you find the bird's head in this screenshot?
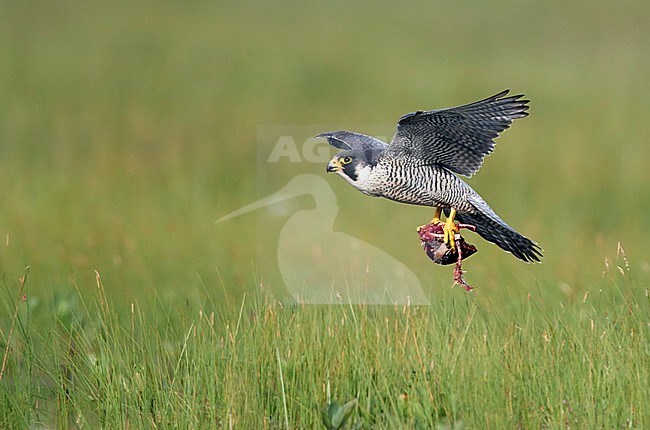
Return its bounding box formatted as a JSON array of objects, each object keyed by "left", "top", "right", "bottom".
[
  {"left": 326, "top": 150, "right": 370, "bottom": 183},
  {"left": 317, "top": 131, "right": 388, "bottom": 191}
]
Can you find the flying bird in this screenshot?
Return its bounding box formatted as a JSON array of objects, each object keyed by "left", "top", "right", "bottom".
[{"left": 317, "top": 90, "right": 542, "bottom": 263}]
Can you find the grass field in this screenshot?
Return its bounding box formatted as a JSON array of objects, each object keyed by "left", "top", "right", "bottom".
[
  {"left": 1, "top": 0, "right": 649, "bottom": 428},
  {"left": 1, "top": 265, "right": 648, "bottom": 428}
]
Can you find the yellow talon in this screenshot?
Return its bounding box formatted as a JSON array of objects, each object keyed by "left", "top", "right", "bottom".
[
  {"left": 443, "top": 208, "right": 459, "bottom": 250},
  {"left": 425, "top": 207, "right": 459, "bottom": 249},
  {"left": 430, "top": 207, "right": 442, "bottom": 224}
]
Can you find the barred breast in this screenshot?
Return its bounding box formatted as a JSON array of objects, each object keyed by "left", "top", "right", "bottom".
[{"left": 366, "top": 157, "right": 478, "bottom": 213}]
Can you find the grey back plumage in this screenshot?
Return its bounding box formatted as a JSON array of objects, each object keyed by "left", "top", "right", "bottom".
[{"left": 387, "top": 90, "right": 529, "bottom": 177}]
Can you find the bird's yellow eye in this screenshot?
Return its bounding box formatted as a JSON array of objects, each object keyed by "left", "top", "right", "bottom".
[{"left": 341, "top": 156, "right": 353, "bottom": 164}]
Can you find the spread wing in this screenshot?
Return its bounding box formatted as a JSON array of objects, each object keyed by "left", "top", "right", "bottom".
[{"left": 387, "top": 90, "right": 529, "bottom": 177}]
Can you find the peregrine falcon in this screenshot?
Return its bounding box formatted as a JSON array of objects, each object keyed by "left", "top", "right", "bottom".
[{"left": 318, "top": 90, "right": 542, "bottom": 263}]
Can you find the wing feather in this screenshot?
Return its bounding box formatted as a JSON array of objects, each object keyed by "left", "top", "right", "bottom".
[{"left": 388, "top": 90, "right": 529, "bottom": 177}]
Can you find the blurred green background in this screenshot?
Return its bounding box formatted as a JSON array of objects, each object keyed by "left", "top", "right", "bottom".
[{"left": 1, "top": 0, "right": 648, "bottom": 305}]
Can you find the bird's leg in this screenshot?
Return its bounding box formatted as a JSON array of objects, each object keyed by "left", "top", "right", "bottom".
[
  {"left": 443, "top": 208, "right": 460, "bottom": 250},
  {"left": 430, "top": 207, "right": 442, "bottom": 224}
]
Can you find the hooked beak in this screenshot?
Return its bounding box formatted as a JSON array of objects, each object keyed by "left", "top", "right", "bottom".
[{"left": 326, "top": 158, "right": 342, "bottom": 173}]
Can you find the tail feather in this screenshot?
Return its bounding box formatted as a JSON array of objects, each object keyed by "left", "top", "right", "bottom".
[{"left": 446, "top": 209, "right": 543, "bottom": 263}]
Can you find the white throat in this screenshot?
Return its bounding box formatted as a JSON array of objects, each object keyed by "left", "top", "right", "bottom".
[{"left": 336, "top": 164, "right": 375, "bottom": 194}]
